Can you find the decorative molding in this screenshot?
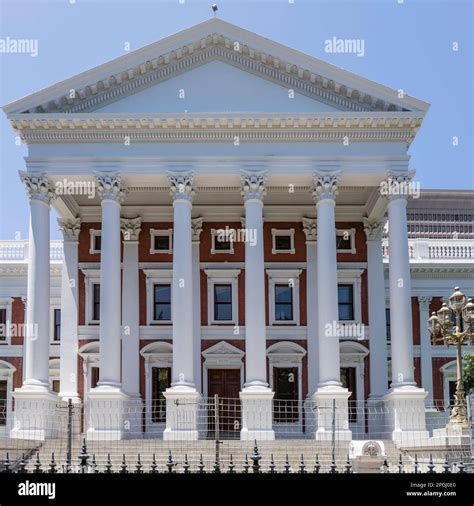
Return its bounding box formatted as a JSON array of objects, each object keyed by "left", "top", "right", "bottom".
[
  {"left": 312, "top": 172, "right": 341, "bottom": 201},
  {"left": 58, "top": 217, "right": 82, "bottom": 242},
  {"left": 94, "top": 172, "right": 127, "bottom": 203},
  {"left": 19, "top": 171, "right": 55, "bottom": 204},
  {"left": 240, "top": 171, "right": 267, "bottom": 201},
  {"left": 302, "top": 217, "right": 317, "bottom": 243},
  {"left": 363, "top": 217, "right": 386, "bottom": 241},
  {"left": 383, "top": 172, "right": 415, "bottom": 202},
  {"left": 191, "top": 217, "right": 204, "bottom": 242},
  {"left": 120, "top": 217, "right": 142, "bottom": 241},
  {"left": 418, "top": 296, "right": 432, "bottom": 312},
  {"left": 167, "top": 171, "right": 194, "bottom": 202}
]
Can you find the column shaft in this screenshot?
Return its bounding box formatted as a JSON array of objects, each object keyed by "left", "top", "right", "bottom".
[{"left": 419, "top": 297, "right": 433, "bottom": 404}]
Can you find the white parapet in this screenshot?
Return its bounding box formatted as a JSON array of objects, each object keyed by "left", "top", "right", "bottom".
[
  {"left": 384, "top": 386, "right": 430, "bottom": 447},
  {"left": 163, "top": 386, "right": 200, "bottom": 441},
  {"left": 431, "top": 424, "right": 471, "bottom": 447},
  {"left": 86, "top": 387, "right": 132, "bottom": 441},
  {"left": 10, "top": 388, "right": 59, "bottom": 441},
  {"left": 311, "top": 386, "right": 352, "bottom": 442},
  {"left": 240, "top": 386, "right": 275, "bottom": 441}
]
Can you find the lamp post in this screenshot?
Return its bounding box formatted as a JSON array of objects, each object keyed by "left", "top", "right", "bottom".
[{"left": 428, "top": 287, "right": 474, "bottom": 428}]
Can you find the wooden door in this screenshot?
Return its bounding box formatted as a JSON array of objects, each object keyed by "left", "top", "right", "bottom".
[{"left": 208, "top": 369, "right": 241, "bottom": 435}]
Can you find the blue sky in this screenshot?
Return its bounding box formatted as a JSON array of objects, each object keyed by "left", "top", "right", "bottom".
[{"left": 0, "top": 0, "right": 472, "bottom": 240}]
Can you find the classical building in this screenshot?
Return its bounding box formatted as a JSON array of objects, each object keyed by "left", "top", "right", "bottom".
[{"left": 1, "top": 19, "right": 473, "bottom": 444}]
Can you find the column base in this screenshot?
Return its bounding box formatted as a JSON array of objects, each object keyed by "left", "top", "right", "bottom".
[
  {"left": 383, "top": 386, "right": 430, "bottom": 447},
  {"left": 239, "top": 386, "right": 275, "bottom": 441},
  {"left": 310, "top": 386, "right": 352, "bottom": 441},
  {"left": 431, "top": 424, "right": 471, "bottom": 447},
  {"left": 10, "top": 387, "right": 59, "bottom": 441},
  {"left": 86, "top": 387, "right": 131, "bottom": 441},
  {"left": 163, "top": 386, "right": 200, "bottom": 441}
]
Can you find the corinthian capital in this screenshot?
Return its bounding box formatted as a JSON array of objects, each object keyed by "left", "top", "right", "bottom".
[
  {"left": 58, "top": 217, "right": 82, "bottom": 242},
  {"left": 191, "top": 217, "right": 204, "bottom": 242},
  {"left": 363, "top": 217, "right": 387, "bottom": 241},
  {"left": 380, "top": 171, "right": 416, "bottom": 202},
  {"left": 312, "top": 172, "right": 340, "bottom": 202},
  {"left": 20, "top": 171, "right": 56, "bottom": 204},
  {"left": 121, "top": 217, "right": 142, "bottom": 241},
  {"left": 418, "top": 296, "right": 432, "bottom": 312},
  {"left": 302, "top": 217, "right": 317, "bottom": 242},
  {"left": 167, "top": 172, "right": 194, "bottom": 202},
  {"left": 240, "top": 171, "right": 267, "bottom": 201},
  {"left": 94, "top": 172, "right": 127, "bottom": 203}
]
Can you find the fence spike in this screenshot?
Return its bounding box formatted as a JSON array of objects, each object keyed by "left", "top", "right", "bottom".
[
  {"left": 17, "top": 454, "right": 27, "bottom": 474},
  {"left": 48, "top": 452, "right": 57, "bottom": 474},
  {"left": 243, "top": 454, "right": 250, "bottom": 474},
  {"left": 299, "top": 454, "right": 306, "bottom": 474},
  {"left": 458, "top": 459, "right": 465, "bottom": 474},
  {"left": 198, "top": 454, "right": 205, "bottom": 474},
  {"left": 34, "top": 451, "right": 42, "bottom": 474},
  {"left": 166, "top": 450, "right": 174, "bottom": 473},
  {"left": 213, "top": 454, "right": 221, "bottom": 474},
  {"left": 283, "top": 454, "right": 291, "bottom": 474},
  {"left": 104, "top": 453, "right": 113, "bottom": 474},
  {"left": 251, "top": 440, "right": 261, "bottom": 473},
  {"left": 150, "top": 453, "right": 158, "bottom": 474},
  {"left": 79, "top": 438, "right": 89, "bottom": 473},
  {"left": 398, "top": 454, "right": 404, "bottom": 474},
  {"left": 228, "top": 454, "right": 236, "bottom": 474},
  {"left": 329, "top": 457, "right": 337, "bottom": 474},
  {"left": 136, "top": 453, "right": 143, "bottom": 474},
  {"left": 183, "top": 454, "right": 190, "bottom": 474},
  {"left": 314, "top": 454, "right": 321, "bottom": 474},
  {"left": 442, "top": 455, "right": 451, "bottom": 474},
  {"left": 427, "top": 454, "right": 435, "bottom": 474},
  {"left": 382, "top": 459, "right": 389, "bottom": 474},
  {"left": 120, "top": 454, "right": 128, "bottom": 474},
  {"left": 344, "top": 455, "right": 352, "bottom": 474},
  {"left": 414, "top": 454, "right": 419, "bottom": 474},
  {"left": 4, "top": 453, "right": 11, "bottom": 473},
  {"left": 269, "top": 454, "right": 276, "bottom": 474},
  {"left": 91, "top": 454, "right": 98, "bottom": 474}
]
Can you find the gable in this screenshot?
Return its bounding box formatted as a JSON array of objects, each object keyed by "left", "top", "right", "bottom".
[{"left": 95, "top": 60, "right": 341, "bottom": 113}]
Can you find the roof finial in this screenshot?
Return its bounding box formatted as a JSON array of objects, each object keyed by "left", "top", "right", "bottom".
[{"left": 212, "top": 3, "right": 218, "bottom": 16}]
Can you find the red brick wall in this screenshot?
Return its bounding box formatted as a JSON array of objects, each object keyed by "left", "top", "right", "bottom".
[
  {"left": 11, "top": 298, "right": 25, "bottom": 345},
  {"left": 139, "top": 222, "right": 173, "bottom": 263},
  {"left": 263, "top": 222, "right": 306, "bottom": 262},
  {"left": 412, "top": 297, "right": 420, "bottom": 345},
  {"left": 336, "top": 222, "right": 367, "bottom": 262},
  {"left": 78, "top": 222, "right": 102, "bottom": 263},
  {"left": 432, "top": 357, "right": 454, "bottom": 403},
  {"left": 200, "top": 222, "right": 245, "bottom": 262}
]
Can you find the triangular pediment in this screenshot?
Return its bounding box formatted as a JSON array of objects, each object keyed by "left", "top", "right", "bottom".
[{"left": 4, "top": 19, "right": 429, "bottom": 117}]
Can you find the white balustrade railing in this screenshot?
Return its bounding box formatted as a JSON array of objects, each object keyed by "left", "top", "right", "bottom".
[
  {"left": 0, "top": 240, "right": 63, "bottom": 261},
  {"left": 382, "top": 239, "right": 474, "bottom": 261}
]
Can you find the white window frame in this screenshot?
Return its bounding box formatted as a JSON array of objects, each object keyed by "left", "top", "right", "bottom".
[
  {"left": 271, "top": 228, "right": 295, "bottom": 255},
  {"left": 89, "top": 229, "right": 102, "bottom": 254},
  {"left": 79, "top": 341, "right": 100, "bottom": 398},
  {"left": 337, "top": 269, "right": 363, "bottom": 325},
  {"left": 0, "top": 298, "right": 13, "bottom": 345},
  {"left": 144, "top": 270, "right": 173, "bottom": 325},
  {"left": 205, "top": 269, "right": 240, "bottom": 325},
  {"left": 82, "top": 269, "right": 101, "bottom": 325},
  {"left": 150, "top": 229, "right": 173, "bottom": 254},
  {"left": 0, "top": 360, "right": 16, "bottom": 433},
  {"left": 211, "top": 228, "right": 234, "bottom": 255},
  {"left": 267, "top": 269, "right": 302, "bottom": 326},
  {"left": 336, "top": 228, "right": 356, "bottom": 254},
  {"left": 49, "top": 298, "right": 61, "bottom": 343}
]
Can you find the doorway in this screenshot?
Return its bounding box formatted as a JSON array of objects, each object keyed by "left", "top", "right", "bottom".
[
  {"left": 207, "top": 369, "right": 241, "bottom": 437},
  {"left": 340, "top": 367, "right": 357, "bottom": 423}
]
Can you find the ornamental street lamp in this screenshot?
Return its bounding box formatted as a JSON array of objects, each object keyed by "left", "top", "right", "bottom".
[{"left": 428, "top": 287, "right": 474, "bottom": 429}]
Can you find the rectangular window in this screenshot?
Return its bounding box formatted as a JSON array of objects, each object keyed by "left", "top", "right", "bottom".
[
  {"left": 94, "top": 234, "right": 101, "bottom": 252},
  {"left": 336, "top": 234, "right": 352, "bottom": 250},
  {"left": 275, "top": 235, "right": 292, "bottom": 251},
  {"left": 213, "top": 236, "right": 232, "bottom": 251},
  {"left": 385, "top": 308, "right": 391, "bottom": 341},
  {"left": 92, "top": 284, "right": 100, "bottom": 322},
  {"left": 91, "top": 367, "right": 100, "bottom": 389},
  {"left": 274, "top": 367, "right": 298, "bottom": 422},
  {"left": 338, "top": 284, "right": 354, "bottom": 321},
  {"left": 0, "top": 308, "right": 6, "bottom": 342},
  {"left": 152, "top": 367, "right": 171, "bottom": 423},
  {"left": 0, "top": 380, "right": 7, "bottom": 426},
  {"left": 53, "top": 309, "right": 61, "bottom": 341},
  {"left": 275, "top": 285, "right": 293, "bottom": 321},
  {"left": 52, "top": 380, "right": 60, "bottom": 393},
  {"left": 154, "top": 284, "right": 171, "bottom": 321},
  {"left": 213, "top": 284, "right": 232, "bottom": 321},
  {"left": 154, "top": 234, "right": 170, "bottom": 252}
]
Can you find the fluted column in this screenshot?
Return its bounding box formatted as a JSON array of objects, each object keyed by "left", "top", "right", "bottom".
[
  {"left": 20, "top": 172, "right": 55, "bottom": 391},
  {"left": 302, "top": 217, "right": 318, "bottom": 394},
  {"left": 418, "top": 296, "right": 433, "bottom": 405},
  {"left": 58, "top": 217, "right": 81, "bottom": 402},
  {"left": 239, "top": 171, "right": 274, "bottom": 441},
  {"left": 95, "top": 173, "right": 127, "bottom": 390},
  {"left": 192, "top": 217, "right": 203, "bottom": 393},
  {"left": 363, "top": 217, "right": 389, "bottom": 400}
]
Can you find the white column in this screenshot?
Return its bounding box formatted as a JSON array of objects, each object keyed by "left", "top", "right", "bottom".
[
  {"left": 418, "top": 296, "right": 433, "bottom": 405},
  {"left": 363, "top": 217, "right": 389, "bottom": 400},
  {"left": 87, "top": 173, "right": 129, "bottom": 441},
  {"left": 302, "top": 217, "right": 318, "bottom": 394},
  {"left": 58, "top": 218, "right": 81, "bottom": 403},
  {"left": 11, "top": 172, "right": 58, "bottom": 440},
  {"left": 239, "top": 171, "right": 274, "bottom": 441},
  {"left": 163, "top": 172, "right": 199, "bottom": 441},
  {"left": 383, "top": 173, "right": 428, "bottom": 447},
  {"left": 120, "top": 217, "right": 143, "bottom": 436},
  {"left": 192, "top": 217, "right": 203, "bottom": 393},
  {"left": 311, "top": 172, "right": 351, "bottom": 441}
]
